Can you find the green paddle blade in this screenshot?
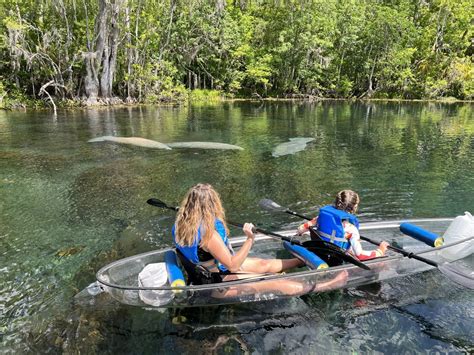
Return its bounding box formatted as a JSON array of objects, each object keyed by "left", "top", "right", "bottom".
[{"left": 438, "top": 262, "right": 474, "bottom": 290}]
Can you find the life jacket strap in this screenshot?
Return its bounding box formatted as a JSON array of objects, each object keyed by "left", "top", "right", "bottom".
[{"left": 318, "top": 229, "right": 349, "bottom": 243}]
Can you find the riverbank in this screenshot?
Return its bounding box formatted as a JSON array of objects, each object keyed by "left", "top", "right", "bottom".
[{"left": 1, "top": 90, "right": 473, "bottom": 112}]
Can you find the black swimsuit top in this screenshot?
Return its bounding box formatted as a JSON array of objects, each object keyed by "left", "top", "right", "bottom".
[{"left": 197, "top": 247, "right": 214, "bottom": 262}]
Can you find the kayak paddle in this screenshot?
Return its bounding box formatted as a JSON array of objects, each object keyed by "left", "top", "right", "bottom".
[
  {"left": 146, "top": 198, "right": 370, "bottom": 270},
  {"left": 259, "top": 198, "right": 474, "bottom": 289},
  {"left": 357, "top": 230, "right": 474, "bottom": 290}
]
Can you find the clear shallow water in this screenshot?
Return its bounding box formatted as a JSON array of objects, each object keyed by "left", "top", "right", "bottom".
[{"left": 0, "top": 102, "right": 473, "bottom": 353}]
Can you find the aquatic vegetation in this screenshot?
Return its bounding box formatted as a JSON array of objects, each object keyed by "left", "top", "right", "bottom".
[{"left": 55, "top": 246, "right": 85, "bottom": 258}]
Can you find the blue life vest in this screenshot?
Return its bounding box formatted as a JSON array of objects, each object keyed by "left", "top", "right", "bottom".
[
  {"left": 173, "top": 219, "right": 231, "bottom": 272},
  {"left": 316, "top": 205, "right": 360, "bottom": 250}
]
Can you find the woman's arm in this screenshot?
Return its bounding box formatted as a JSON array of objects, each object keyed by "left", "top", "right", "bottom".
[{"left": 204, "top": 223, "right": 255, "bottom": 273}]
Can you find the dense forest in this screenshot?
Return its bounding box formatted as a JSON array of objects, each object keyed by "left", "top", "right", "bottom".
[{"left": 0, "top": 0, "right": 472, "bottom": 108}]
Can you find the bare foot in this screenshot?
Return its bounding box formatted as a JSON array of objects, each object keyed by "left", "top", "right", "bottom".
[
  {"left": 313, "top": 270, "right": 349, "bottom": 292},
  {"left": 332, "top": 270, "right": 349, "bottom": 288}
]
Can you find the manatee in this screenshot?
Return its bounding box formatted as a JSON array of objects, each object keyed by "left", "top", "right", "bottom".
[
  {"left": 167, "top": 141, "right": 244, "bottom": 150},
  {"left": 88, "top": 136, "right": 171, "bottom": 149},
  {"left": 272, "top": 137, "right": 315, "bottom": 157}
]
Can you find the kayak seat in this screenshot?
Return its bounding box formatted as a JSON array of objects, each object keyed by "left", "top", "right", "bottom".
[
  {"left": 175, "top": 249, "right": 223, "bottom": 285},
  {"left": 308, "top": 228, "right": 345, "bottom": 267}
]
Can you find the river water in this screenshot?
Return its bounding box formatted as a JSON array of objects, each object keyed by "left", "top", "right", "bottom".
[{"left": 1, "top": 102, "right": 473, "bottom": 353}]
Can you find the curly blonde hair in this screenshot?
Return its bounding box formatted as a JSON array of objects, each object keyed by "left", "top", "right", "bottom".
[
  {"left": 334, "top": 190, "right": 360, "bottom": 214},
  {"left": 175, "top": 183, "right": 229, "bottom": 247}
]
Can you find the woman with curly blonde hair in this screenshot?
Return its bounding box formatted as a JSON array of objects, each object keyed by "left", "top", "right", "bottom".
[{"left": 173, "top": 183, "right": 302, "bottom": 282}]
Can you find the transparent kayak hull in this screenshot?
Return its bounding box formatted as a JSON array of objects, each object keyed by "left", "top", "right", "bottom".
[{"left": 96, "top": 218, "right": 473, "bottom": 308}]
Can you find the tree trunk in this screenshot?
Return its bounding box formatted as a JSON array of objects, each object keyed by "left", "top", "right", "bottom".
[
  {"left": 125, "top": 2, "right": 132, "bottom": 100},
  {"left": 158, "top": 0, "right": 175, "bottom": 62},
  {"left": 193, "top": 72, "right": 198, "bottom": 89},
  {"left": 83, "top": 0, "right": 105, "bottom": 100},
  {"left": 361, "top": 58, "right": 377, "bottom": 98},
  {"left": 101, "top": 0, "right": 122, "bottom": 98},
  {"left": 83, "top": 0, "right": 123, "bottom": 102},
  {"left": 368, "top": 61, "right": 375, "bottom": 93}
]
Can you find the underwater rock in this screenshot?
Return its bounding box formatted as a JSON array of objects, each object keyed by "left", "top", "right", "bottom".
[
  {"left": 88, "top": 136, "right": 171, "bottom": 150},
  {"left": 272, "top": 137, "right": 315, "bottom": 157},
  {"left": 167, "top": 142, "right": 244, "bottom": 150},
  {"left": 55, "top": 246, "right": 85, "bottom": 258}
]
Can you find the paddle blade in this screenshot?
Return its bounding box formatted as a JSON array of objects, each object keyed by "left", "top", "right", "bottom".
[
  {"left": 438, "top": 262, "right": 474, "bottom": 290},
  {"left": 147, "top": 198, "right": 166, "bottom": 208},
  {"left": 147, "top": 198, "right": 178, "bottom": 211},
  {"left": 259, "top": 199, "right": 286, "bottom": 212}
]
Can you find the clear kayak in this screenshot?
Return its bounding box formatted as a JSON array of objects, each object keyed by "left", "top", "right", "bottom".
[{"left": 94, "top": 216, "right": 474, "bottom": 308}]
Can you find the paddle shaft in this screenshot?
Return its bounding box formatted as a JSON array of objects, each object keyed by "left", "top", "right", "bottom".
[
  {"left": 285, "top": 209, "right": 311, "bottom": 220},
  {"left": 229, "top": 221, "right": 304, "bottom": 245},
  {"left": 359, "top": 235, "right": 438, "bottom": 267}
]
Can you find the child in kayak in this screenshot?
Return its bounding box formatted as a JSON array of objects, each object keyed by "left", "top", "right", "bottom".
[{"left": 297, "top": 190, "right": 389, "bottom": 261}]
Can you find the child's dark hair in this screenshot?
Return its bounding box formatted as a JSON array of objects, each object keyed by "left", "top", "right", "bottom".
[{"left": 334, "top": 190, "right": 360, "bottom": 214}]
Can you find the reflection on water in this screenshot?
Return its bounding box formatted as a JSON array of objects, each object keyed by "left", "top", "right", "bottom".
[{"left": 0, "top": 102, "right": 473, "bottom": 353}]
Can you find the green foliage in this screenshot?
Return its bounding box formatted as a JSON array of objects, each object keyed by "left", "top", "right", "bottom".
[
  {"left": 244, "top": 54, "right": 273, "bottom": 92},
  {"left": 0, "top": 0, "right": 472, "bottom": 105},
  {"left": 0, "top": 81, "right": 44, "bottom": 109},
  {"left": 445, "top": 58, "right": 474, "bottom": 99},
  {"left": 189, "top": 89, "right": 223, "bottom": 102}
]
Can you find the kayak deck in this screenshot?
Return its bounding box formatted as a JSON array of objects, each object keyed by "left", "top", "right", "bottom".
[{"left": 96, "top": 218, "right": 473, "bottom": 308}]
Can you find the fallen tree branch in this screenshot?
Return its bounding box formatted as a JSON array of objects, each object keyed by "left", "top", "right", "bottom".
[{"left": 39, "top": 80, "right": 67, "bottom": 115}]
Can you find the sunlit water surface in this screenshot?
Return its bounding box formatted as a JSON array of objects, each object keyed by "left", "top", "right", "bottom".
[{"left": 1, "top": 102, "right": 473, "bottom": 353}]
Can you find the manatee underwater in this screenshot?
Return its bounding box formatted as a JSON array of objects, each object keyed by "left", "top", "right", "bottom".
[
  {"left": 88, "top": 137, "right": 244, "bottom": 150},
  {"left": 272, "top": 137, "right": 315, "bottom": 157},
  {"left": 167, "top": 142, "right": 244, "bottom": 150},
  {"left": 88, "top": 136, "right": 171, "bottom": 149}
]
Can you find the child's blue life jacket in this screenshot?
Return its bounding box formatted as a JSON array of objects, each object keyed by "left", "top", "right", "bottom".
[{"left": 316, "top": 205, "right": 360, "bottom": 250}]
